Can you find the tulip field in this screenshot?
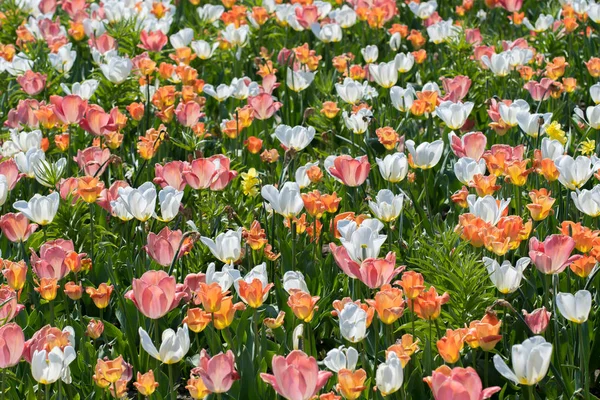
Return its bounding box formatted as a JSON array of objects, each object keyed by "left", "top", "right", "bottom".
[{"left": 2, "top": 0, "right": 600, "bottom": 398}]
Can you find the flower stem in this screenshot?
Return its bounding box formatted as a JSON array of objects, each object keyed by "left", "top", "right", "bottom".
[{"left": 168, "top": 363, "right": 175, "bottom": 400}]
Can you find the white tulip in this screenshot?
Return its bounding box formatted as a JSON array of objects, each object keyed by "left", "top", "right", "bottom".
[
  {"left": 467, "top": 194, "right": 511, "bottom": 226},
  {"left": 541, "top": 138, "right": 564, "bottom": 161},
  {"left": 454, "top": 157, "right": 487, "bottom": 185},
  {"left": 117, "top": 182, "right": 157, "bottom": 222},
  {"left": 585, "top": 105, "right": 600, "bottom": 129},
  {"left": 13, "top": 192, "right": 60, "bottom": 226},
  {"left": 369, "top": 61, "right": 398, "bottom": 89},
  {"left": 506, "top": 48, "right": 534, "bottom": 67},
  {"left": 295, "top": 161, "right": 319, "bottom": 189},
  {"left": 274, "top": 125, "right": 315, "bottom": 151},
  {"left": 516, "top": 112, "right": 552, "bottom": 137},
  {"left": 339, "top": 303, "right": 368, "bottom": 343},
  {"left": 523, "top": 14, "right": 554, "bottom": 32},
  {"left": 100, "top": 55, "right": 132, "bottom": 84},
  {"left": 206, "top": 262, "right": 236, "bottom": 292},
  {"left": 283, "top": 271, "right": 309, "bottom": 294},
  {"left": 110, "top": 197, "right": 134, "bottom": 221},
  {"left": 14, "top": 148, "right": 45, "bottom": 178},
  {"left": 286, "top": 68, "right": 315, "bottom": 92},
  {"left": 197, "top": 4, "right": 224, "bottom": 23},
  {"left": 590, "top": 83, "right": 600, "bottom": 104},
  {"left": 483, "top": 257, "right": 530, "bottom": 294},
  {"left": 31, "top": 347, "right": 76, "bottom": 385},
  {"left": 60, "top": 79, "right": 99, "bottom": 100},
  {"left": 556, "top": 290, "right": 592, "bottom": 324},
  {"left": 408, "top": 0, "right": 437, "bottom": 19},
  {"left": 427, "top": 19, "right": 460, "bottom": 44},
  {"left": 261, "top": 182, "right": 304, "bottom": 218},
  {"left": 572, "top": 187, "right": 600, "bottom": 217},
  {"left": 390, "top": 86, "right": 415, "bottom": 112},
  {"left": 554, "top": 155, "right": 600, "bottom": 190},
  {"left": 139, "top": 324, "right": 190, "bottom": 364},
  {"left": 361, "top": 45, "right": 379, "bottom": 64},
  {"left": 311, "top": 23, "right": 342, "bottom": 43},
  {"left": 394, "top": 53, "right": 415, "bottom": 73},
  {"left": 332, "top": 5, "right": 357, "bottom": 28},
  {"left": 230, "top": 77, "right": 259, "bottom": 100},
  {"left": 499, "top": 100, "right": 530, "bottom": 127},
  {"left": 0, "top": 175, "right": 7, "bottom": 206},
  {"left": 376, "top": 353, "right": 404, "bottom": 396},
  {"left": 221, "top": 24, "right": 249, "bottom": 47},
  {"left": 338, "top": 219, "right": 386, "bottom": 263},
  {"left": 169, "top": 28, "right": 194, "bottom": 49},
  {"left": 343, "top": 109, "right": 372, "bottom": 134},
  {"left": 158, "top": 186, "right": 183, "bottom": 222},
  {"left": 49, "top": 44, "right": 76, "bottom": 73},
  {"left": 369, "top": 189, "right": 404, "bottom": 222},
  {"left": 2, "top": 130, "right": 42, "bottom": 157},
  {"left": 589, "top": 3, "right": 600, "bottom": 23},
  {"left": 389, "top": 33, "right": 402, "bottom": 52},
  {"left": 203, "top": 83, "right": 234, "bottom": 102},
  {"left": 493, "top": 336, "right": 552, "bottom": 386},
  {"left": 323, "top": 346, "right": 359, "bottom": 372},
  {"left": 200, "top": 228, "right": 243, "bottom": 264},
  {"left": 435, "top": 101, "right": 474, "bottom": 130},
  {"left": 405, "top": 139, "right": 444, "bottom": 169},
  {"left": 376, "top": 153, "right": 409, "bottom": 183},
  {"left": 335, "top": 78, "right": 365, "bottom": 105},
  {"left": 191, "top": 40, "right": 219, "bottom": 60},
  {"left": 481, "top": 53, "right": 511, "bottom": 77}
]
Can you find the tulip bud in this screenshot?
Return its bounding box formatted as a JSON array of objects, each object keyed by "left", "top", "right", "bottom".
[
  {"left": 64, "top": 281, "right": 83, "bottom": 300},
  {"left": 522, "top": 307, "right": 551, "bottom": 334},
  {"left": 264, "top": 311, "right": 286, "bottom": 329},
  {"left": 134, "top": 370, "right": 159, "bottom": 396},
  {"left": 86, "top": 319, "right": 105, "bottom": 339},
  {"left": 35, "top": 277, "right": 59, "bottom": 301}
]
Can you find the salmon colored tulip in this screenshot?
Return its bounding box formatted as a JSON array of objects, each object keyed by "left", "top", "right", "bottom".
[
  {"left": 17, "top": 70, "right": 47, "bottom": 96},
  {"left": 175, "top": 101, "right": 202, "bottom": 127},
  {"left": 522, "top": 307, "right": 551, "bottom": 334},
  {"left": 424, "top": 365, "right": 501, "bottom": 400},
  {"left": 0, "top": 285, "right": 24, "bottom": 324},
  {"left": 526, "top": 189, "right": 555, "bottom": 221},
  {"left": 50, "top": 94, "right": 87, "bottom": 124},
  {"left": 183, "top": 308, "right": 213, "bottom": 333},
  {"left": 238, "top": 278, "right": 274, "bottom": 308},
  {"left": 287, "top": 290, "right": 319, "bottom": 322},
  {"left": 183, "top": 158, "right": 218, "bottom": 190},
  {"left": 337, "top": 368, "right": 367, "bottom": 400},
  {"left": 139, "top": 29, "right": 168, "bottom": 52},
  {"left": 386, "top": 334, "right": 420, "bottom": 367},
  {"left": 125, "top": 270, "right": 186, "bottom": 319},
  {"left": 264, "top": 311, "right": 286, "bottom": 329},
  {"left": 77, "top": 176, "right": 104, "bottom": 203},
  {"left": 80, "top": 105, "right": 110, "bottom": 136},
  {"left": 212, "top": 297, "right": 246, "bottom": 330},
  {"left": 74, "top": 146, "right": 111, "bottom": 177},
  {"left": 366, "top": 284, "right": 406, "bottom": 324},
  {"left": 196, "top": 282, "right": 228, "bottom": 313},
  {"left": 0, "top": 212, "right": 38, "bottom": 243},
  {"left": 560, "top": 221, "right": 599, "bottom": 253},
  {"left": 154, "top": 160, "right": 188, "bottom": 190},
  {"left": 193, "top": 349, "right": 239, "bottom": 393},
  {"left": 0, "top": 323, "right": 25, "bottom": 368},
  {"left": 133, "top": 370, "right": 159, "bottom": 396},
  {"left": 86, "top": 319, "right": 104, "bottom": 339},
  {"left": 1, "top": 260, "right": 27, "bottom": 291},
  {"left": 22, "top": 325, "right": 73, "bottom": 363},
  {"left": 0, "top": 159, "right": 22, "bottom": 190},
  {"left": 327, "top": 155, "right": 370, "bottom": 187},
  {"left": 437, "top": 329, "right": 466, "bottom": 364},
  {"left": 86, "top": 283, "right": 113, "bottom": 309},
  {"left": 529, "top": 234, "right": 582, "bottom": 274},
  {"left": 248, "top": 93, "right": 282, "bottom": 120},
  {"left": 187, "top": 376, "right": 211, "bottom": 399},
  {"left": 93, "top": 355, "right": 125, "bottom": 388},
  {"left": 145, "top": 226, "right": 193, "bottom": 267},
  {"left": 411, "top": 287, "right": 450, "bottom": 321},
  {"left": 260, "top": 350, "right": 332, "bottom": 400},
  {"left": 63, "top": 281, "right": 83, "bottom": 300},
  {"left": 30, "top": 239, "right": 79, "bottom": 280},
  {"left": 449, "top": 131, "right": 486, "bottom": 161},
  {"left": 395, "top": 271, "right": 425, "bottom": 299},
  {"left": 464, "top": 312, "right": 502, "bottom": 351}
]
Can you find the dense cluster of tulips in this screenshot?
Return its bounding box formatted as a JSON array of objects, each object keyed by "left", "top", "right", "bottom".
[{"left": 1, "top": 0, "right": 600, "bottom": 398}]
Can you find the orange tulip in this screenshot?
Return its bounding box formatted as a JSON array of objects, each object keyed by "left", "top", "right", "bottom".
[
  {"left": 288, "top": 290, "right": 319, "bottom": 322},
  {"left": 64, "top": 281, "right": 83, "bottom": 300},
  {"left": 244, "top": 220, "right": 268, "bottom": 251},
  {"left": 1, "top": 260, "right": 27, "bottom": 291},
  {"left": 187, "top": 377, "right": 212, "bottom": 399},
  {"left": 464, "top": 312, "right": 502, "bottom": 351},
  {"left": 336, "top": 369, "right": 367, "bottom": 400},
  {"left": 411, "top": 287, "right": 450, "bottom": 321},
  {"left": 93, "top": 356, "right": 125, "bottom": 387},
  {"left": 77, "top": 176, "right": 104, "bottom": 203},
  {"left": 35, "top": 278, "right": 59, "bottom": 301},
  {"left": 561, "top": 221, "right": 599, "bottom": 253},
  {"left": 437, "top": 329, "right": 466, "bottom": 364},
  {"left": 212, "top": 297, "right": 246, "bottom": 330},
  {"left": 504, "top": 160, "right": 531, "bottom": 186},
  {"left": 585, "top": 57, "right": 600, "bottom": 77},
  {"left": 238, "top": 278, "right": 274, "bottom": 308},
  {"left": 321, "top": 101, "right": 340, "bottom": 118},
  {"left": 86, "top": 283, "right": 113, "bottom": 309},
  {"left": 366, "top": 284, "right": 405, "bottom": 324},
  {"left": 455, "top": 214, "right": 489, "bottom": 247},
  {"left": 386, "top": 334, "right": 420, "bottom": 367},
  {"left": 470, "top": 174, "right": 501, "bottom": 197},
  {"left": 526, "top": 189, "right": 555, "bottom": 221},
  {"left": 86, "top": 319, "right": 104, "bottom": 339},
  {"left": 569, "top": 255, "right": 596, "bottom": 278},
  {"left": 183, "top": 308, "right": 213, "bottom": 333},
  {"left": 197, "top": 282, "right": 228, "bottom": 312},
  {"left": 134, "top": 370, "right": 159, "bottom": 396},
  {"left": 451, "top": 186, "right": 470, "bottom": 208},
  {"left": 264, "top": 311, "right": 286, "bottom": 329}
]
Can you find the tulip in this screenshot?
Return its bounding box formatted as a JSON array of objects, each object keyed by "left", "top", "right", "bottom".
[
  {"left": 528, "top": 234, "right": 582, "bottom": 274},
  {"left": 369, "top": 61, "right": 398, "bottom": 88},
  {"left": 260, "top": 350, "right": 332, "bottom": 400},
  {"left": 312, "top": 23, "right": 342, "bottom": 43},
  {"left": 467, "top": 194, "right": 510, "bottom": 226},
  {"left": 572, "top": 187, "right": 600, "bottom": 217},
  {"left": 424, "top": 365, "right": 500, "bottom": 400},
  {"left": 342, "top": 109, "right": 373, "bottom": 135},
  {"left": 187, "top": 376, "right": 211, "bottom": 399},
  {"left": 325, "top": 155, "right": 371, "bottom": 187},
  {"left": 22, "top": 325, "right": 74, "bottom": 364},
  {"left": 86, "top": 319, "right": 105, "bottom": 339},
  {"left": 157, "top": 187, "right": 183, "bottom": 222},
  {"left": 74, "top": 146, "right": 111, "bottom": 177},
  {"left": 409, "top": 0, "right": 437, "bottom": 19},
  {"left": 100, "top": 55, "right": 133, "bottom": 84},
  {"left": 394, "top": 53, "right": 415, "bottom": 73},
  {"left": 412, "top": 287, "right": 450, "bottom": 321},
  {"left": 335, "top": 78, "right": 366, "bottom": 105},
  {"left": 283, "top": 271, "right": 309, "bottom": 294},
  {"left": 13, "top": 192, "right": 60, "bottom": 226},
  {"left": 197, "top": 4, "right": 225, "bottom": 22},
  {"left": 369, "top": 189, "right": 404, "bottom": 222},
  {"left": 1, "top": 260, "right": 27, "bottom": 291},
  {"left": 134, "top": 370, "right": 159, "bottom": 396},
  {"left": 390, "top": 86, "right": 415, "bottom": 112},
  {"left": 323, "top": 346, "right": 359, "bottom": 373},
  {"left": 286, "top": 68, "right": 315, "bottom": 92},
  {"left": 212, "top": 297, "right": 246, "bottom": 330},
  {"left": 389, "top": 33, "right": 402, "bottom": 51},
  {"left": 125, "top": 270, "right": 186, "bottom": 319},
  {"left": 145, "top": 226, "right": 192, "bottom": 267},
  {"left": 0, "top": 323, "right": 25, "bottom": 368},
  {"left": 375, "top": 353, "right": 404, "bottom": 396},
  {"left": 154, "top": 161, "right": 187, "bottom": 191},
  {"left": 116, "top": 182, "right": 156, "bottom": 222},
  {"left": 31, "top": 346, "right": 76, "bottom": 385},
  {"left": 337, "top": 219, "right": 386, "bottom": 263},
  {"left": 481, "top": 53, "right": 511, "bottom": 76},
  {"left": 49, "top": 44, "right": 76, "bottom": 73},
  {"left": 93, "top": 356, "right": 125, "bottom": 387},
  {"left": 30, "top": 238, "right": 78, "bottom": 280},
  {"left": 436, "top": 328, "right": 465, "bottom": 364},
  {"left": 366, "top": 284, "right": 406, "bottom": 324},
  {"left": 454, "top": 158, "right": 487, "bottom": 185},
  {"left": 248, "top": 93, "right": 282, "bottom": 120},
  {"left": 86, "top": 283, "right": 113, "bottom": 309},
  {"left": 540, "top": 138, "right": 564, "bottom": 161},
  {"left": 183, "top": 158, "right": 218, "bottom": 190},
  {"left": 274, "top": 125, "right": 315, "bottom": 152},
  {"left": 261, "top": 182, "right": 304, "bottom": 218},
  {"left": 449, "top": 131, "right": 486, "bottom": 161},
  {"left": 523, "top": 14, "right": 554, "bottom": 32},
  {"left": 139, "top": 30, "right": 168, "bottom": 52},
  {"left": 516, "top": 112, "right": 552, "bottom": 137},
  {"left": 191, "top": 40, "right": 219, "bottom": 60},
  {"left": 376, "top": 153, "right": 409, "bottom": 183},
  {"left": 464, "top": 313, "right": 502, "bottom": 352},
  {"left": 192, "top": 349, "right": 239, "bottom": 393},
  {"left": 64, "top": 282, "right": 83, "bottom": 300},
  {"left": 288, "top": 290, "right": 320, "bottom": 322},
  {"left": 0, "top": 159, "right": 22, "bottom": 190},
  {"left": 0, "top": 212, "right": 38, "bottom": 242},
  {"left": 405, "top": 139, "right": 444, "bottom": 169},
  {"left": 554, "top": 155, "right": 600, "bottom": 190},
  {"left": 556, "top": 290, "right": 592, "bottom": 324},
  {"left": 200, "top": 228, "right": 243, "bottom": 264},
  {"left": 175, "top": 101, "right": 202, "bottom": 127},
  {"left": 435, "top": 101, "right": 474, "bottom": 130},
  {"left": 207, "top": 155, "right": 237, "bottom": 191},
  {"left": 336, "top": 368, "right": 367, "bottom": 400},
  {"left": 522, "top": 307, "right": 551, "bottom": 334},
  {"left": 139, "top": 324, "right": 190, "bottom": 364},
  {"left": 49, "top": 94, "right": 87, "bottom": 125},
  {"left": 493, "top": 336, "right": 552, "bottom": 386},
  {"left": 483, "top": 257, "right": 530, "bottom": 294},
  {"left": 339, "top": 302, "right": 368, "bottom": 343},
  {"left": 61, "top": 80, "right": 99, "bottom": 100}
]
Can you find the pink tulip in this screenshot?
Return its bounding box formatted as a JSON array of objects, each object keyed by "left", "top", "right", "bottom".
[
  {"left": 125, "top": 270, "right": 186, "bottom": 319},
  {"left": 0, "top": 286, "right": 24, "bottom": 323},
  {"left": 523, "top": 78, "right": 554, "bottom": 102},
  {"left": 358, "top": 253, "right": 405, "bottom": 289},
  {"left": 425, "top": 366, "right": 500, "bottom": 400},
  {"left": 93, "top": 33, "right": 118, "bottom": 54},
  {"left": 449, "top": 131, "right": 487, "bottom": 161},
  {"left": 0, "top": 213, "right": 38, "bottom": 243},
  {"left": 523, "top": 307, "right": 551, "bottom": 334},
  {"left": 330, "top": 243, "right": 360, "bottom": 279},
  {"left": 441, "top": 75, "right": 472, "bottom": 102},
  {"left": 183, "top": 158, "right": 218, "bottom": 190},
  {"left": 97, "top": 180, "right": 130, "bottom": 212},
  {"left": 139, "top": 30, "right": 168, "bottom": 52},
  {"left": 260, "top": 74, "right": 280, "bottom": 95},
  {"left": 182, "top": 272, "right": 206, "bottom": 299},
  {"left": 57, "top": 177, "right": 80, "bottom": 202},
  {"left": 0, "top": 323, "right": 25, "bottom": 368},
  {"left": 175, "top": 101, "right": 202, "bottom": 127},
  {"left": 208, "top": 155, "right": 238, "bottom": 191},
  {"left": 260, "top": 350, "right": 332, "bottom": 400},
  {"left": 144, "top": 226, "right": 192, "bottom": 267},
  {"left": 50, "top": 94, "right": 87, "bottom": 124},
  {"left": 499, "top": 0, "right": 523, "bottom": 12},
  {"left": 40, "top": 0, "right": 58, "bottom": 14},
  {"left": 193, "top": 350, "right": 240, "bottom": 393},
  {"left": 0, "top": 158, "right": 22, "bottom": 190},
  {"left": 80, "top": 105, "right": 110, "bottom": 136},
  {"left": 328, "top": 155, "right": 370, "bottom": 187},
  {"left": 248, "top": 93, "right": 283, "bottom": 120},
  {"left": 528, "top": 234, "right": 582, "bottom": 275},
  {"left": 17, "top": 71, "right": 47, "bottom": 96},
  {"left": 464, "top": 28, "right": 483, "bottom": 46},
  {"left": 61, "top": 0, "right": 87, "bottom": 17},
  {"left": 473, "top": 46, "right": 495, "bottom": 65},
  {"left": 30, "top": 239, "right": 78, "bottom": 280},
  {"left": 74, "top": 146, "right": 111, "bottom": 176},
  {"left": 295, "top": 5, "right": 319, "bottom": 28},
  {"left": 23, "top": 325, "right": 73, "bottom": 363},
  {"left": 501, "top": 38, "right": 528, "bottom": 51},
  {"left": 487, "top": 98, "right": 511, "bottom": 123},
  {"left": 154, "top": 161, "right": 188, "bottom": 191},
  {"left": 12, "top": 99, "right": 40, "bottom": 128}
]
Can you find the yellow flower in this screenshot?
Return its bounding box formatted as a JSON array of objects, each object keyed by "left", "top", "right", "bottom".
[
  {"left": 580, "top": 139, "right": 596, "bottom": 156},
  {"left": 545, "top": 121, "right": 567, "bottom": 144},
  {"left": 241, "top": 168, "right": 261, "bottom": 197}
]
